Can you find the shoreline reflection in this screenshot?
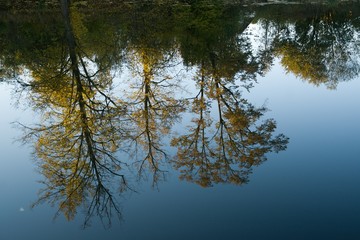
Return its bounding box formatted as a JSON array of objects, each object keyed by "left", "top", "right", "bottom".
[{"left": 1, "top": 0, "right": 358, "bottom": 227}]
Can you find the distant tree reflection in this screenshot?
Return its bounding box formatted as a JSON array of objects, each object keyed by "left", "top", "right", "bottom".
[{"left": 253, "top": 5, "right": 360, "bottom": 88}]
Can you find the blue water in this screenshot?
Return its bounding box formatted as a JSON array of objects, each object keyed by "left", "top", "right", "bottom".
[{"left": 1, "top": 54, "right": 359, "bottom": 239}]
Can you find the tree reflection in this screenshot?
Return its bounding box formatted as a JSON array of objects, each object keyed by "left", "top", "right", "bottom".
[
  {"left": 11, "top": 1, "right": 358, "bottom": 225},
  {"left": 177, "top": 2, "right": 259, "bottom": 85},
  {"left": 253, "top": 4, "right": 360, "bottom": 88},
  {"left": 171, "top": 56, "right": 288, "bottom": 187},
  {"left": 16, "top": 0, "right": 130, "bottom": 227},
  {"left": 124, "top": 46, "right": 185, "bottom": 183},
  {"left": 168, "top": 3, "right": 288, "bottom": 187}
]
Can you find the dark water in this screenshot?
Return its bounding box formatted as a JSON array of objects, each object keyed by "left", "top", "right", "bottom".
[{"left": 1, "top": 2, "right": 359, "bottom": 239}]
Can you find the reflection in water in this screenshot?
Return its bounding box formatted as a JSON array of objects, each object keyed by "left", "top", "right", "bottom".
[
  {"left": 125, "top": 42, "right": 185, "bottom": 184},
  {"left": 1, "top": 0, "right": 359, "bottom": 226},
  {"left": 171, "top": 58, "right": 288, "bottom": 187},
  {"left": 275, "top": 10, "right": 359, "bottom": 88},
  {"left": 171, "top": 6, "right": 289, "bottom": 187},
  {"left": 15, "top": 0, "right": 131, "bottom": 227},
  {"left": 251, "top": 4, "right": 360, "bottom": 88}
]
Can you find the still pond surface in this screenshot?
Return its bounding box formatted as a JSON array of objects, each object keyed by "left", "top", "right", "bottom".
[{"left": 0, "top": 2, "right": 359, "bottom": 239}]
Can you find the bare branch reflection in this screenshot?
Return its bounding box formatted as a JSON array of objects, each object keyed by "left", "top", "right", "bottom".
[
  {"left": 124, "top": 43, "right": 186, "bottom": 184},
  {"left": 171, "top": 55, "right": 288, "bottom": 187}
]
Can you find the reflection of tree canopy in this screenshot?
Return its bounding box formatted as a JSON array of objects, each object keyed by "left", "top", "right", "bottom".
[
  {"left": 176, "top": 2, "right": 259, "bottom": 83},
  {"left": 3, "top": 2, "right": 360, "bottom": 88},
  {"left": 124, "top": 47, "right": 185, "bottom": 183},
  {"left": 10, "top": 0, "right": 360, "bottom": 223},
  {"left": 277, "top": 10, "right": 359, "bottom": 88},
  {"left": 171, "top": 54, "right": 289, "bottom": 187},
  {"left": 14, "top": 1, "right": 130, "bottom": 227},
  {"left": 116, "top": 6, "right": 187, "bottom": 182},
  {"left": 252, "top": 4, "right": 360, "bottom": 88},
  {"left": 167, "top": 3, "right": 288, "bottom": 187}
]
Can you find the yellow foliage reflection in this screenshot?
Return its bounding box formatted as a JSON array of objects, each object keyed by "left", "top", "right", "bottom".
[
  {"left": 171, "top": 56, "right": 288, "bottom": 187},
  {"left": 18, "top": 0, "right": 130, "bottom": 227}
]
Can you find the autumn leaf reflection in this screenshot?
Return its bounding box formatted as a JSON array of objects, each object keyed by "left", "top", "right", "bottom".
[
  {"left": 124, "top": 41, "right": 186, "bottom": 184},
  {"left": 254, "top": 6, "right": 360, "bottom": 89},
  {"left": 15, "top": 0, "right": 130, "bottom": 227},
  {"left": 2, "top": 1, "right": 298, "bottom": 226},
  {"left": 171, "top": 55, "right": 289, "bottom": 188}
]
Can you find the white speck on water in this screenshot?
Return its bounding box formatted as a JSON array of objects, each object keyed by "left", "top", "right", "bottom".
[{"left": 19, "top": 207, "right": 25, "bottom": 212}]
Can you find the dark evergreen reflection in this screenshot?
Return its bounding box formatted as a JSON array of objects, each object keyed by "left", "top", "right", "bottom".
[{"left": 2, "top": 0, "right": 359, "bottom": 226}]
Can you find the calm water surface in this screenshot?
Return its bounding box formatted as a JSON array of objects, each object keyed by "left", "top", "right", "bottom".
[{"left": 0, "top": 2, "right": 359, "bottom": 239}]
